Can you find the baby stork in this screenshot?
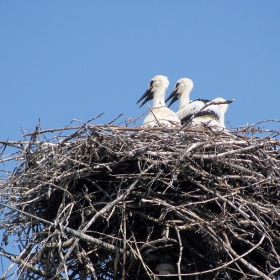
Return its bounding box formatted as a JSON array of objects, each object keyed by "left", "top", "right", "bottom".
[
  {"left": 166, "top": 78, "right": 211, "bottom": 124},
  {"left": 190, "top": 97, "right": 233, "bottom": 130},
  {"left": 137, "top": 75, "right": 180, "bottom": 127}
]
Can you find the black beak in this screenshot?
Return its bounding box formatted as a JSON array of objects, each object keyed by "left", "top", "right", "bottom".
[
  {"left": 165, "top": 88, "right": 179, "bottom": 107},
  {"left": 226, "top": 99, "right": 236, "bottom": 104},
  {"left": 136, "top": 88, "right": 153, "bottom": 108}
]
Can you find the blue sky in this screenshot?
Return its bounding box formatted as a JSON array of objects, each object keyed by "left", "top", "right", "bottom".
[{"left": 1, "top": 0, "right": 280, "bottom": 276}]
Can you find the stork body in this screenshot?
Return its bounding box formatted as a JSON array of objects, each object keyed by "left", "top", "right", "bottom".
[
  {"left": 178, "top": 99, "right": 210, "bottom": 124},
  {"left": 189, "top": 98, "right": 231, "bottom": 130}
]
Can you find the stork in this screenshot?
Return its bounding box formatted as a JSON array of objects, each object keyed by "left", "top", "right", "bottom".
[
  {"left": 189, "top": 97, "right": 233, "bottom": 130},
  {"left": 166, "top": 78, "right": 211, "bottom": 123},
  {"left": 137, "top": 75, "right": 180, "bottom": 127}
]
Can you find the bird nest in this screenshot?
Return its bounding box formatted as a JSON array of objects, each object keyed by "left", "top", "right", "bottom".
[{"left": 1, "top": 120, "right": 280, "bottom": 280}]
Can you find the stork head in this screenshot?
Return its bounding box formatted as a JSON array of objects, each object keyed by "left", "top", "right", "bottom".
[
  {"left": 210, "top": 97, "right": 234, "bottom": 115},
  {"left": 165, "top": 78, "right": 193, "bottom": 107},
  {"left": 137, "top": 75, "right": 169, "bottom": 108}
]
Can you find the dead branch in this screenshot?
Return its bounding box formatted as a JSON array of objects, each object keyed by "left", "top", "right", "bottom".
[{"left": 1, "top": 122, "right": 280, "bottom": 279}]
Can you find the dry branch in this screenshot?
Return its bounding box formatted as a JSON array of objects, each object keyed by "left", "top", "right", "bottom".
[{"left": 1, "top": 120, "right": 280, "bottom": 279}]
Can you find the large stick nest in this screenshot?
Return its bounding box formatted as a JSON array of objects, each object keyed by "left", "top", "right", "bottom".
[{"left": 1, "top": 122, "right": 280, "bottom": 280}]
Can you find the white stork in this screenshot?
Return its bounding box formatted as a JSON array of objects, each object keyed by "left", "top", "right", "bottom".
[
  {"left": 190, "top": 97, "right": 233, "bottom": 130},
  {"left": 137, "top": 75, "right": 180, "bottom": 127},
  {"left": 165, "top": 78, "right": 211, "bottom": 124}
]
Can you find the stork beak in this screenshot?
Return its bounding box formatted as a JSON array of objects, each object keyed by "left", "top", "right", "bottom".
[
  {"left": 226, "top": 99, "right": 236, "bottom": 104},
  {"left": 136, "top": 88, "right": 153, "bottom": 108},
  {"left": 165, "top": 88, "right": 179, "bottom": 107}
]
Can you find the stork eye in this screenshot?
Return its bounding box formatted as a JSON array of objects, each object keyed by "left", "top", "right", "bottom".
[{"left": 149, "top": 80, "right": 155, "bottom": 87}]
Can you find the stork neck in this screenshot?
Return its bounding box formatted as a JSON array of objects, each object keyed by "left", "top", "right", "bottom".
[
  {"left": 179, "top": 91, "right": 191, "bottom": 110},
  {"left": 219, "top": 115, "right": 225, "bottom": 127},
  {"left": 153, "top": 90, "right": 167, "bottom": 108}
]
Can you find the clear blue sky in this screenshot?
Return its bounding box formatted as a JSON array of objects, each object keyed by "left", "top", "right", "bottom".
[{"left": 1, "top": 0, "right": 280, "bottom": 276}]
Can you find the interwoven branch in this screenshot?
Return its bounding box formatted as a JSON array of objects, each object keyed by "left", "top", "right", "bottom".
[{"left": 1, "top": 121, "right": 280, "bottom": 279}]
